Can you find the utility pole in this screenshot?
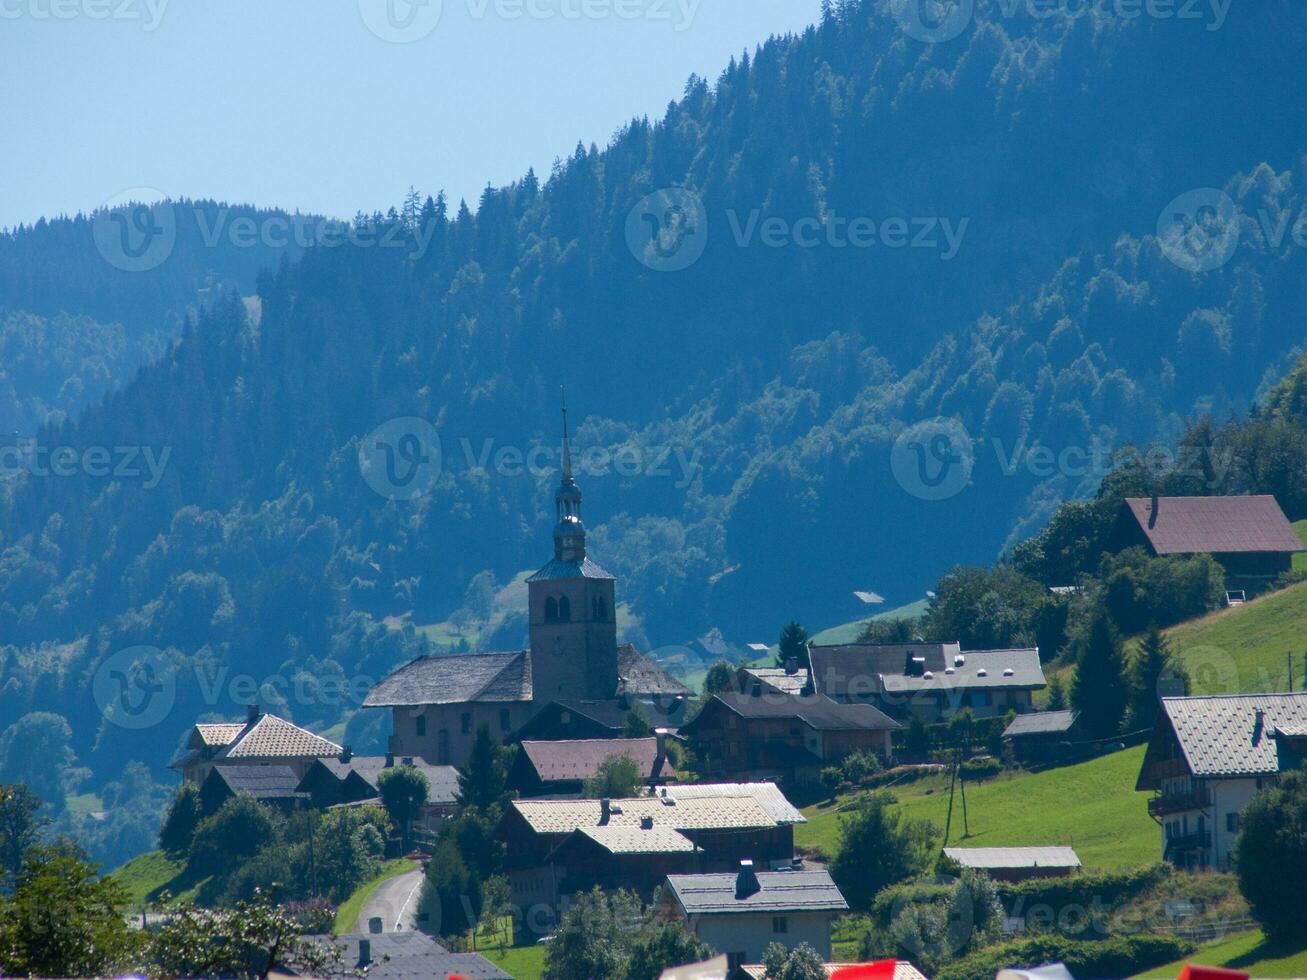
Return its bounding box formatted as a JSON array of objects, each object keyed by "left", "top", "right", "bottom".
[
  {"left": 942, "top": 758, "right": 957, "bottom": 848},
  {"left": 958, "top": 746, "right": 971, "bottom": 839}
]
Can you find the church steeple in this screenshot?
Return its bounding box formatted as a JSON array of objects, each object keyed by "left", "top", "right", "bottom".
[{"left": 554, "top": 389, "right": 586, "bottom": 562}]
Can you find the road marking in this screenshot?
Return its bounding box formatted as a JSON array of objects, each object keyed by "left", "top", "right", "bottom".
[{"left": 394, "top": 872, "right": 423, "bottom": 931}]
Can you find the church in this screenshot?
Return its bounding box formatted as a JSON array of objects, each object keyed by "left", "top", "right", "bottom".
[{"left": 364, "top": 412, "right": 690, "bottom": 767}]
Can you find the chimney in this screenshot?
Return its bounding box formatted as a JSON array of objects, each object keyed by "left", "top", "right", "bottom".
[
  {"left": 1149, "top": 493, "right": 1160, "bottom": 529},
  {"left": 1253, "top": 709, "right": 1266, "bottom": 744},
  {"left": 735, "top": 860, "right": 760, "bottom": 900},
  {"left": 246, "top": 703, "right": 260, "bottom": 724},
  {"left": 600, "top": 799, "right": 611, "bottom": 825},
  {"left": 339, "top": 745, "right": 353, "bottom": 763},
  {"left": 358, "top": 938, "right": 372, "bottom": 966},
  {"left": 384, "top": 752, "right": 395, "bottom": 769},
  {"left": 640, "top": 816, "right": 654, "bottom": 830}
]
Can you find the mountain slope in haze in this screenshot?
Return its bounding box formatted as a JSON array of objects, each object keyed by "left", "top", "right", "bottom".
[{"left": 1, "top": 0, "right": 1306, "bottom": 841}]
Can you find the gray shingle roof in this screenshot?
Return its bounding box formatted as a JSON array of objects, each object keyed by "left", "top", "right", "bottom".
[
  {"left": 692, "top": 693, "right": 899, "bottom": 732},
  {"left": 665, "top": 869, "right": 848, "bottom": 915},
  {"left": 363, "top": 651, "right": 532, "bottom": 706},
  {"left": 809, "top": 644, "right": 1044, "bottom": 698},
  {"left": 739, "top": 667, "right": 810, "bottom": 696},
  {"left": 1160, "top": 693, "right": 1307, "bottom": 778},
  {"left": 1003, "top": 710, "right": 1078, "bottom": 738},
  {"left": 944, "top": 846, "right": 1081, "bottom": 870},
  {"left": 527, "top": 556, "right": 615, "bottom": 581},
  {"left": 618, "top": 644, "right": 692, "bottom": 697},
  {"left": 519, "top": 737, "right": 668, "bottom": 783},
  {"left": 208, "top": 764, "right": 306, "bottom": 800},
  {"left": 1124, "top": 495, "right": 1305, "bottom": 555},
  {"left": 315, "top": 933, "right": 510, "bottom": 980},
  {"left": 312, "top": 756, "right": 461, "bottom": 804}
]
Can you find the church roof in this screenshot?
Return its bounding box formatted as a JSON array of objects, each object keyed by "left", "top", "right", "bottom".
[
  {"left": 363, "top": 651, "right": 533, "bottom": 707},
  {"left": 527, "top": 556, "right": 615, "bottom": 582}
]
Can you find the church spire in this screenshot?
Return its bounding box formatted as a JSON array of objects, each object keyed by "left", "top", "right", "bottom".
[{"left": 554, "top": 387, "right": 585, "bottom": 561}]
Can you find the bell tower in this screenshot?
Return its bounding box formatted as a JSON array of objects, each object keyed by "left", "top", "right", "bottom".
[{"left": 527, "top": 393, "right": 619, "bottom": 704}]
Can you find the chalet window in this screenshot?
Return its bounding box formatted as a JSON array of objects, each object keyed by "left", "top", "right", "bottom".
[
  {"left": 461, "top": 712, "right": 472, "bottom": 734},
  {"left": 1226, "top": 813, "right": 1239, "bottom": 833},
  {"left": 772, "top": 917, "right": 788, "bottom": 934},
  {"left": 415, "top": 716, "right": 426, "bottom": 737},
  {"left": 500, "top": 708, "right": 511, "bottom": 732},
  {"left": 972, "top": 692, "right": 990, "bottom": 707}
]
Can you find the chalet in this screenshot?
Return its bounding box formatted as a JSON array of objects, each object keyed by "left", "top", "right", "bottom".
[
  {"left": 943, "top": 846, "right": 1081, "bottom": 883},
  {"left": 658, "top": 863, "right": 848, "bottom": 968},
  {"left": 736, "top": 665, "right": 811, "bottom": 697},
  {"left": 677, "top": 693, "right": 898, "bottom": 784},
  {"left": 1002, "top": 710, "right": 1082, "bottom": 765},
  {"left": 296, "top": 752, "right": 461, "bottom": 828},
  {"left": 505, "top": 737, "right": 672, "bottom": 797},
  {"left": 168, "top": 705, "right": 343, "bottom": 785},
  {"left": 312, "top": 932, "right": 509, "bottom": 980},
  {"left": 500, "top": 783, "right": 805, "bottom": 940},
  {"left": 510, "top": 693, "right": 689, "bottom": 743},
  {"left": 363, "top": 419, "right": 688, "bottom": 767},
  {"left": 1135, "top": 692, "right": 1307, "bottom": 870},
  {"left": 1114, "top": 495, "right": 1304, "bottom": 584},
  {"left": 198, "top": 764, "right": 307, "bottom": 815},
  {"left": 806, "top": 643, "right": 1045, "bottom": 722}
]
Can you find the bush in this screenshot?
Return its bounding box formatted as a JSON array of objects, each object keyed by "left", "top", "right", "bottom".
[
  {"left": 542, "top": 887, "right": 646, "bottom": 980},
  {"left": 1098, "top": 548, "right": 1224, "bottom": 635},
  {"left": 583, "top": 754, "right": 642, "bottom": 799},
  {"left": 624, "top": 922, "right": 713, "bottom": 980},
  {"left": 863, "top": 870, "right": 1002, "bottom": 976},
  {"left": 828, "top": 793, "right": 937, "bottom": 911},
  {"left": 841, "top": 749, "right": 884, "bottom": 784},
  {"left": 422, "top": 839, "right": 483, "bottom": 938},
  {"left": 761, "top": 941, "right": 826, "bottom": 980},
  {"left": 934, "top": 934, "right": 1191, "bottom": 980},
  {"left": 188, "top": 797, "right": 282, "bottom": 877},
  {"left": 158, "top": 784, "right": 202, "bottom": 857}
]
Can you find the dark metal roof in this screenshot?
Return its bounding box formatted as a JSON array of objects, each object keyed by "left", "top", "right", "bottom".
[
  {"left": 809, "top": 644, "right": 1044, "bottom": 696},
  {"left": 688, "top": 693, "right": 899, "bottom": 732},
  {"left": 363, "top": 651, "right": 532, "bottom": 706},
  {"left": 310, "top": 756, "right": 461, "bottom": 804},
  {"left": 665, "top": 870, "right": 848, "bottom": 915},
  {"left": 527, "top": 556, "right": 615, "bottom": 581},
  {"left": 314, "top": 933, "right": 510, "bottom": 980},
  {"left": 1002, "top": 710, "right": 1079, "bottom": 738},
  {"left": 207, "top": 764, "right": 306, "bottom": 800},
  {"left": 1124, "top": 495, "right": 1305, "bottom": 555},
  {"left": 518, "top": 737, "right": 669, "bottom": 784},
  {"left": 1159, "top": 693, "right": 1307, "bottom": 778}
]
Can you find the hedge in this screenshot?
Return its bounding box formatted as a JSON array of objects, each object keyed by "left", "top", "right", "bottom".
[
  {"left": 935, "top": 934, "right": 1192, "bottom": 980},
  {"left": 997, "top": 864, "right": 1170, "bottom": 919}
]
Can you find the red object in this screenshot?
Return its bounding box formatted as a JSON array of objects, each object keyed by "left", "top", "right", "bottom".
[
  {"left": 830, "top": 962, "right": 898, "bottom": 980},
  {"left": 1177, "top": 967, "right": 1250, "bottom": 980}
]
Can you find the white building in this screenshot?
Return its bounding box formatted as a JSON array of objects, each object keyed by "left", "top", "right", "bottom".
[{"left": 1135, "top": 693, "right": 1307, "bottom": 870}]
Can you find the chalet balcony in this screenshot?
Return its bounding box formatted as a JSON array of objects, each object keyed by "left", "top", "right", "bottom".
[
  {"left": 1148, "top": 786, "right": 1212, "bottom": 818},
  {"left": 1164, "top": 830, "right": 1211, "bottom": 856}
]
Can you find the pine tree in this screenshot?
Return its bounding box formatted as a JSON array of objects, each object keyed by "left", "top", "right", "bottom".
[
  {"left": 1070, "top": 612, "right": 1129, "bottom": 739},
  {"left": 1127, "top": 627, "right": 1187, "bottom": 730},
  {"left": 777, "top": 621, "right": 810, "bottom": 672},
  {"left": 1045, "top": 673, "right": 1067, "bottom": 711},
  {"left": 457, "top": 726, "right": 508, "bottom": 812}
]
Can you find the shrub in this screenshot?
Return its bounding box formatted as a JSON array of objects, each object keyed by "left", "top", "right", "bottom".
[
  {"left": 829, "top": 793, "right": 937, "bottom": 911},
  {"left": 158, "top": 784, "right": 202, "bottom": 858},
  {"left": 934, "top": 934, "right": 1191, "bottom": 980},
  {"left": 583, "top": 753, "right": 642, "bottom": 799},
  {"left": 624, "top": 922, "right": 713, "bottom": 980},
  {"left": 188, "top": 797, "right": 282, "bottom": 877}
]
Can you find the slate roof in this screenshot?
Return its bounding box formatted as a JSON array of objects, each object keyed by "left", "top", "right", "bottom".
[
  {"left": 660, "top": 783, "right": 806, "bottom": 825},
  {"left": 570, "top": 825, "right": 697, "bottom": 855},
  {"left": 688, "top": 693, "right": 899, "bottom": 732},
  {"left": 519, "top": 737, "right": 669, "bottom": 784},
  {"left": 809, "top": 644, "right": 1045, "bottom": 698},
  {"left": 944, "top": 846, "right": 1082, "bottom": 870},
  {"left": 207, "top": 764, "right": 307, "bottom": 800},
  {"left": 1003, "top": 710, "right": 1079, "bottom": 738},
  {"left": 1154, "top": 693, "right": 1307, "bottom": 779},
  {"left": 363, "top": 651, "right": 533, "bottom": 706},
  {"left": 618, "top": 644, "right": 692, "bottom": 696},
  {"left": 527, "top": 556, "right": 616, "bottom": 581},
  {"left": 739, "top": 667, "right": 811, "bottom": 696},
  {"left": 741, "top": 963, "right": 929, "bottom": 980},
  {"left": 314, "top": 933, "right": 510, "bottom": 980},
  {"left": 510, "top": 794, "right": 777, "bottom": 835},
  {"left": 665, "top": 869, "right": 848, "bottom": 915},
  {"left": 1124, "top": 495, "right": 1305, "bottom": 555},
  {"left": 311, "top": 756, "right": 461, "bottom": 804},
  {"left": 217, "top": 713, "right": 343, "bottom": 760}
]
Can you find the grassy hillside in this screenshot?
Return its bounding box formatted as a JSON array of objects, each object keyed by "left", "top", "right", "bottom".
[
  {"left": 796, "top": 746, "right": 1155, "bottom": 872},
  {"left": 482, "top": 944, "right": 546, "bottom": 980},
  {"left": 1134, "top": 929, "right": 1307, "bottom": 979},
  {"left": 110, "top": 850, "right": 189, "bottom": 908}
]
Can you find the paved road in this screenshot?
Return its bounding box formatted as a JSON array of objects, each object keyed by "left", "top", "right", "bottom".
[{"left": 355, "top": 868, "right": 425, "bottom": 934}]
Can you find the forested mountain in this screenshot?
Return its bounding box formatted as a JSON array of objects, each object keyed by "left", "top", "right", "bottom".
[{"left": 1, "top": 0, "right": 1306, "bottom": 866}]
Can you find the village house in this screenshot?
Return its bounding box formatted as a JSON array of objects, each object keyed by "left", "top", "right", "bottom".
[
  {"left": 943, "top": 846, "right": 1082, "bottom": 883},
  {"left": 363, "top": 416, "right": 689, "bottom": 767},
  {"left": 802, "top": 642, "right": 1045, "bottom": 723},
  {"left": 198, "top": 764, "right": 307, "bottom": 815},
  {"left": 1113, "top": 494, "right": 1304, "bottom": 587},
  {"left": 1002, "top": 710, "right": 1083, "bottom": 765},
  {"left": 1135, "top": 692, "right": 1307, "bottom": 870},
  {"left": 658, "top": 863, "right": 848, "bottom": 969},
  {"left": 678, "top": 692, "right": 898, "bottom": 785},
  {"left": 296, "top": 751, "right": 462, "bottom": 829},
  {"left": 311, "top": 932, "right": 509, "bottom": 980},
  {"left": 168, "top": 705, "right": 343, "bottom": 785},
  {"left": 499, "top": 783, "right": 805, "bottom": 941},
  {"left": 505, "top": 737, "right": 672, "bottom": 797}
]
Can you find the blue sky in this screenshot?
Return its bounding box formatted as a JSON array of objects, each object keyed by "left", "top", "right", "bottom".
[{"left": 1, "top": 0, "right": 817, "bottom": 229}]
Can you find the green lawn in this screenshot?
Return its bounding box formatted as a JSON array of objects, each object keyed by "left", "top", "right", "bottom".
[
  {"left": 1134, "top": 929, "right": 1307, "bottom": 979},
  {"left": 480, "top": 943, "right": 547, "bottom": 980},
  {"left": 796, "top": 746, "right": 1156, "bottom": 871},
  {"left": 332, "top": 858, "right": 417, "bottom": 935},
  {"left": 110, "top": 850, "right": 187, "bottom": 908}
]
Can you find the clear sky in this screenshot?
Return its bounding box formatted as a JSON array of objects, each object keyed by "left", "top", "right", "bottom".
[{"left": 1, "top": 0, "right": 818, "bottom": 229}]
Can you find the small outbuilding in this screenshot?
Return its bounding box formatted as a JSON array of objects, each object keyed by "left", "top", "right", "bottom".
[
  {"left": 943, "top": 846, "right": 1082, "bottom": 883},
  {"left": 1002, "top": 710, "right": 1081, "bottom": 765}
]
